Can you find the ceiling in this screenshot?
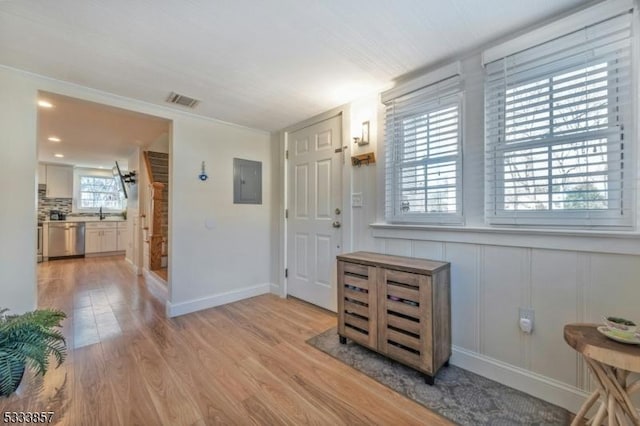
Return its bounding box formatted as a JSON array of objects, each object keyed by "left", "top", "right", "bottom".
[
  {"left": 37, "top": 91, "right": 169, "bottom": 169},
  {"left": 1, "top": 0, "right": 590, "bottom": 131}
]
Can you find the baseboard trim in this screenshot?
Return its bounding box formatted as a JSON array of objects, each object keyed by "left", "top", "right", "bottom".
[
  {"left": 124, "top": 257, "right": 142, "bottom": 275},
  {"left": 451, "top": 345, "right": 587, "bottom": 414},
  {"left": 166, "top": 283, "right": 271, "bottom": 318},
  {"left": 85, "top": 250, "right": 126, "bottom": 258},
  {"left": 142, "top": 268, "right": 169, "bottom": 303},
  {"left": 269, "top": 283, "right": 281, "bottom": 295}
]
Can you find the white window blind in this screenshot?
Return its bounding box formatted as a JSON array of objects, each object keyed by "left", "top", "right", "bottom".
[
  {"left": 385, "top": 76, "right": 463, "bottom": 223},
  {"left": 79, "top": 175, "right": 124, "bottom": 210},
  {"left": 485, "top": 12, "right": 634, "bottom": 227}
]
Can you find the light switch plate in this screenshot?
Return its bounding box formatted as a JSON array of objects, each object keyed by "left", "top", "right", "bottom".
[{"left": 352, "top": 192, "right": 363, "bottom": 207}]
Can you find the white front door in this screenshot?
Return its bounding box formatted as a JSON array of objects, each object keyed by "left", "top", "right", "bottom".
[{"left": 287, "top": 115, "right": 343, "bottom": 311}]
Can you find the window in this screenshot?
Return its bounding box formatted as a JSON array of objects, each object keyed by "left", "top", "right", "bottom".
[
  {"left": 79, "top": 175, "right": 124, "bottom": 210},
  {"left": 384, "top": 76, "right": 463, "bottom": 223},
  {"left": 485, "top": 13, "right": 633, "bottom": 227}
]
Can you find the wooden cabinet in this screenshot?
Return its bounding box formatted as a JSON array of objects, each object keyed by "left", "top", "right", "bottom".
[
  {"left": 85, "top": 222, "right": 120, "bottom": 254},
  {"left": 43, "top": 164, "right": 73, "bottom": 198},
  {"left": 337, "top": 251, "right": 451, "bottom": 384}
]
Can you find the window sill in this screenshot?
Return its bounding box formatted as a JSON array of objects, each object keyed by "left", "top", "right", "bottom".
[
  {"left": 72, "top": 208, "right": 123, "bottom": 214},
  {"left": 369, "top": 223, "right": 640, "bottom": 255}
]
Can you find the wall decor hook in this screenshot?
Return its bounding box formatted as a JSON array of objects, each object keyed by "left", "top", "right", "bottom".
[
  {"left": 199, "top": 161, "right": 208, "bottom": 181},
  {"left": 351, "top": 152, "right": 376, "bottom": 167}
]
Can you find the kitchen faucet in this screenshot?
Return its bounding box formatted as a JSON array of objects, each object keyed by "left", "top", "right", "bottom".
[{"left": 99, "top": 207, "right": 105, "bottom": 221}]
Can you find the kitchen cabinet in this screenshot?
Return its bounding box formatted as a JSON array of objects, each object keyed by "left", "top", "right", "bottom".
[
  {"left": 37, "top": 164, "right": 47, "bottom": 185},
  {"left": 43, "top": 164, "right": 73, "bottom": 198},
  {"left": 116, "top": 222, "right": 129, "bottom": 251},
  {"left": 85, "top": 229, "right": 101, "bottom": 254},
  {"left": 85, "top": 222, "right": 118, "bottom": 254},
  {"left": 337, "top": 252, "right": 451, "bottom": 385},
  {"left": 42, "top": 223, "right": 49, "bottom": 257}
]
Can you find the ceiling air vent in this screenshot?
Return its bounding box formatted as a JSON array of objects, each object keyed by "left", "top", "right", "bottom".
[{"left": 166, "top": 92, "right": 199, "bottom": 108}]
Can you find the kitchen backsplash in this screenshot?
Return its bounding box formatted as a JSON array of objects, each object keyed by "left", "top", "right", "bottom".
[
  {"left": 38, "top": 188, "right": 72, "bottom": 222},
  {"left": 37, "top": 187, "right": 124, "bottom": 222}
]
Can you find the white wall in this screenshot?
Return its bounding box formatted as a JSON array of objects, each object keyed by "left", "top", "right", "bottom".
[
  {"left": 148, "top": 132, "right": 169, "bottom": 154},
  {"left": 169, "top": 114, "right": 272, "bottom": 315},
  {"left": 348, "top": 94, "right": 382, "bottom": 253},
  {"left": 270, "top": 132, "right": 283, "bottom": 294},
  {"left": 0, "top": 69, "right": 37, "bottom": 313},
  {"left": 0, "top": 66, "right": 274, "bottom": 317},
  {"left": 125, "top": 149, "right": 141, "bottom": 268},
  {"left": 277, "top": 9, "right": 640, "bottom": 414}
]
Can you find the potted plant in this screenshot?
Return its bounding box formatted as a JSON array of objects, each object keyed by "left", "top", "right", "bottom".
[{"left": 0, "top": 308, "right": 67, "bottom": 397}]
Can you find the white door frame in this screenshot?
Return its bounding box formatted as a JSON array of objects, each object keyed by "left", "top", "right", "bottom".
[{"left": 279, "top": 106, "right": 353, "bottom": 301}]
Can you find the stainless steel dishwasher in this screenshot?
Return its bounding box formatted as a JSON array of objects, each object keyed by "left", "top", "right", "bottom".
[{"left": 48, "top": 222, "right": 85, "bottom": 259}]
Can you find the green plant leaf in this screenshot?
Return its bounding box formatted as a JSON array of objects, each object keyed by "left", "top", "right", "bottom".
[{"left": 0, "top": 308, "right": 67, "bottom": 395}]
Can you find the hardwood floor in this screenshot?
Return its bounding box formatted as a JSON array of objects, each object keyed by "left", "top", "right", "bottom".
[
  {"left": 152, "top": 267, "right": 168, "bottom": 282},
  {"left": 1, "top": 256, "right": 451, "bottom": 425}
]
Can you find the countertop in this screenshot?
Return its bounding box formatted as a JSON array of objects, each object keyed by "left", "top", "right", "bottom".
[{"left": 43, "top": 218, "right": 127, "bottom": 223}]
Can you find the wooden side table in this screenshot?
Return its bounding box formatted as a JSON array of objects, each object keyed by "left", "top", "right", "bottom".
[{"left": 564, "top": 324, "right": 640, "bottom": 426}]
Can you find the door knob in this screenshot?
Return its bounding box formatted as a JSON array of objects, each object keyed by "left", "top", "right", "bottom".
[{"left": 332, "top": 221, "right": 341, "bottom": 228}]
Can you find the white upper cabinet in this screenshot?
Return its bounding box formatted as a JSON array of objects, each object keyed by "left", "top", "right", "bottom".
[
  {"left": 44, "top": 165, "right": 73, "bottom": 198},
  {"left": 37, "top": 164, "right": 47, "bottom": 185}
]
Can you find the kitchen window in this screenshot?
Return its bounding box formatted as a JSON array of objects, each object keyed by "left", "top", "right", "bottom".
[
  {"left": 484, "top": 12, "right": 633, "bottom": 227},
  {"left": 384, "top": 75, "right": 463, "bottom": 224},
  {"left": 78, "top": 175, "right": 123, "bottom": 210}
]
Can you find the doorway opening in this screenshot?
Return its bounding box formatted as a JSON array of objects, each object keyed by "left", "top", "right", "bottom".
[{"left": 36, "top": 90, "right": 172, "bottom": 290}]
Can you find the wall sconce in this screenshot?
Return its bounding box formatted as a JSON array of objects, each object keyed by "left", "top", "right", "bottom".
[{"left": 354, "top": 120, "right": 370, "bottom": 146}]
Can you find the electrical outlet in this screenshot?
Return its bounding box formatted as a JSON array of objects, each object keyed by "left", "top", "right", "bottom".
[{"left": 519, "top": 307, "right": 535, "bottom": 334}]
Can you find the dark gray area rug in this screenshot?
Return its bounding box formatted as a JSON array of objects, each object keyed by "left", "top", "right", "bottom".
[{"left": 307, "top": 328, "right": 570, "bottom": 425}]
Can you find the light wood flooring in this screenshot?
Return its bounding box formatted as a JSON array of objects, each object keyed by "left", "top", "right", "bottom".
[
  {"left": 1, "top": 255, "right": 451, "bottom": 425},
  {"left": 152, "top": 267, "right": 168, "bottom": 282}
]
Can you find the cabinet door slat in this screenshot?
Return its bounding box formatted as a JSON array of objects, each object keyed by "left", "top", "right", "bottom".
[
  {"left": 344, "top": 326, "right": 371, "bottom": 348},
  {"left": 386, "top": 342, "right": 421, "bottom": 367},
  {"left": 386, "top": 283, "right": 419, "bottom": 303},
  {"left": 344, "top": 301, "right": 369, "bottom": 318},
  {"left": 385, "top": 269, "right": 420, "bottom": 287},
  {"left": 344, "top": 288, "right": 368, "bottom": 304},
  {"left": 344, "top": 313, "right": 369, "bottom": 332},
  {"left": 386, "top": 299, "right": 420, "bottom": 319},
  {"left": 344, "top": 274, "right": 369, "bottom": 290},
  {"left": 387, "top": 313, "right": 420, "bottom": 335},
  {"left": 343, "top": 262, "right": 368, "bottom": 276},
  {"left": 386, "top": 328, "right": 421, "bottom": 352}
]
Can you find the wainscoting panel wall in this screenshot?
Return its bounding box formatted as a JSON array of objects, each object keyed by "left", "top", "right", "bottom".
[
  {"left": 371, "top": 232, "right": 640, "bottom": 412},
  {"left": 530, "top": 249, "right": 579, "bottom": 387},
  {"left": 443, "top": 243, "right": 478, "bottom": 352}
]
